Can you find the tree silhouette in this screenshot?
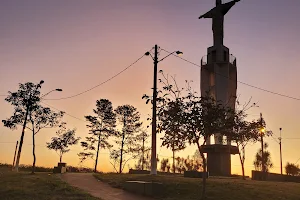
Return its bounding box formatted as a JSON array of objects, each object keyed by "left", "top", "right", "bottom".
[
  {"left": 134, "top": 130, "right": 150, "bottom": 170},
  {"left": 28, "top": 106, "right": 64, "bottom": 173},
  {"left": 143, "top": 72, "right": 234, "bottom": 199},
  {"left": 160, "top": 158, "right": 170, "bottom": 172},
  {"left": 229, "top": 101, "right": 263, "bottom": 179},
  {"left": 78, "top": 99, "right": 116, "bottom": 172},
  {"left": 110, "top": 105, "right": 142, "bottom": 173},
  {"left": 285, "top": 162, "right": 299, "bottom": 176},
  {"left": 47, "top": 125, "right": 80, "bottom": 163},
  {"left": 2, "top": 81, "right": 63, "bottom": 172},
  {"left": 253, "top": 142, "right": 273, "bottom": 172}
]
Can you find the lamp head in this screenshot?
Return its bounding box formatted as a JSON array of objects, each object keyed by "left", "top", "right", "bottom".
[
  {"left": 176, "top": 51, "right": 183, "bottom": 55},
  {"left": 145, "top": 52, "right": 150, "bottom": 56},
  {"left": 56, "top": 89, "right": 63, "bottom": 92}
]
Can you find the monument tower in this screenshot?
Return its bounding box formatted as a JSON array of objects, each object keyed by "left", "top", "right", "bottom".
[{"left": 199, "top": 0, "right": 240, "bottom": 176}]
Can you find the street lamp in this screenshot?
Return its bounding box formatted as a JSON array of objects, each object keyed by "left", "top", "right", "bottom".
[
  {"left": 145, "top": 44, "right": 183, "bottom": 175},
  {"left": 41, "top": 88, "right": 63, "bottom": 99}
]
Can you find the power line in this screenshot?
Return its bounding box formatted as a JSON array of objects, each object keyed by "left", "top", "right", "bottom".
[
  {"left": 41, "top": 102, "right": 87, "bottom": 123},
  {"left": 43, "top": 53, "right": 147, "bottom": 101},
  {"left": 161, "top": 48, "right": 300, "bottom": 101}
]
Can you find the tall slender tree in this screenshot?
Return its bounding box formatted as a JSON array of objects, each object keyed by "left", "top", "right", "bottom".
[
  {"left": 78, "top": 99, "right": 116, "bottom": 172},
  {"left": 110, "top": 105, "right": 142, "bottom": 173}
]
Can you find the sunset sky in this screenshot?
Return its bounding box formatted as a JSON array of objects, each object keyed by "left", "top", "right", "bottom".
[{"left": 1, "top": 0, "right": 300, "bottom": 176}]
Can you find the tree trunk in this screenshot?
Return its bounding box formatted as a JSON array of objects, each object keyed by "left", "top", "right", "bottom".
[
  {"left": 119, "top": 118, "right": 126, "bottom": 174},
  {"left": 94, "top": 132, "right": 101, "bottom": 173},
  {"left": 15, "top": 105, "right": 30, "bottom": 172},
  {"left": 172, "top": 148, "right": 175, "bottom": 174},
  {"left": 197, "top": 142, "right": 207, "bottom": 200},
  {"left": 60, "top": 154, "right": 62, "bottom": 163},
  {"left": 238, "top": 151, "right": 245, "bottom": 180},
  {"left": 32, "top": 130, "right": 36, "bottom": 174},
  {"left": 142, "top": 137, "right": 145, "bottom": 170},
  {"left": 30, "top": 117, "right": 36, "bottom": 174},
  {"left": 119, "top": 131, "right": 125, "bottom": 173}
]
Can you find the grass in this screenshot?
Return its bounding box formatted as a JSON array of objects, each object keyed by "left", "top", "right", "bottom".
[
  {"left": 94, "top": 173, "right": 300, "bottom": 200},
  {"left": 0, "top": 169, "right": 99, "bottom": 200},
  {"left": 0, "top": 163, "right": 94, "bottom": 173}
]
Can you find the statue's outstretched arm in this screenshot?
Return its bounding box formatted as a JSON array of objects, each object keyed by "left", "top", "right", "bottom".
[
  {"left": 199, "top": 9, "right": 214, "bottom": 19},
  {"left": 222, "top": 0, "right": 240, "bottom": 15}
]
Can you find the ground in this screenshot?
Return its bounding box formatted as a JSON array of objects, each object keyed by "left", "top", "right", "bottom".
[
  {"left": 61, "top": 173, "right": 153, "bottom": 200},
  {"left": 0, "top": 170, "right": 99, "bottom": 200},
  {"left": 94, "top": 173, "right": 300, "bottom": 200}
]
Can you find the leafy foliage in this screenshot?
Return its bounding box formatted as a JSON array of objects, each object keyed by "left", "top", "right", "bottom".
[
  {"left": 253, "top": 142, "right": 273, "bottom": 172},
  {"left": 159, "top": 154, "right": 202, "bottom": 173},
  {"left": 143, "top": 72, "right": 237, "bottom": 199},
  {"left": 47, "top": 125, "right": 80, "bottom": 163},
  {"left": 285, "top": 162, "right": 299, "bottom": 176}
]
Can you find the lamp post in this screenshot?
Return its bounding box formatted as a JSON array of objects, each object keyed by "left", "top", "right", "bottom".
[{"left": 145, "top": 44, "right": 183, "bottom": 175}]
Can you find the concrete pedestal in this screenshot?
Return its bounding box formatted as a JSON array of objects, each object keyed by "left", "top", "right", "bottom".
[
  {"left": 202, "top": 144, "right": 238, "bottom": 176},
  {"left": 53, "top": 162, "right": 67, "bottom": 174}
]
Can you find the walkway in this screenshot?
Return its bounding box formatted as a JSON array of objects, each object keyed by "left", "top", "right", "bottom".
[{"left": 60, "top": 173, "right": 154, "bottom": 200}]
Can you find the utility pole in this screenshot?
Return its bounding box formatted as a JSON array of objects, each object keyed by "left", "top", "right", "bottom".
[
  {"left": 150, "top": 44, "right": 158, "bottom": 175},
  {"left": 279, "top": 127, "right": 282, "bottom": 175},
  {"left": 12, "top": 141, "right": 19, "bottom": 171}
]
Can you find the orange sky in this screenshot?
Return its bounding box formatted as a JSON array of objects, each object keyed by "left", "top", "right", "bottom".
[{"left": 1, "top": 0, "right": 300, "bottom": 176}]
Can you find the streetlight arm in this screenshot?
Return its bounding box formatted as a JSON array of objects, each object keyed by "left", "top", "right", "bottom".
[
  {"left": 158, "top": 51, "right": 176, "bottom": 62},
  {"left": 40, "top": 89, "right": 62, "bottom": 99},
  {"left": 145, "top": 51, "right": 155, "bottom": 60}
]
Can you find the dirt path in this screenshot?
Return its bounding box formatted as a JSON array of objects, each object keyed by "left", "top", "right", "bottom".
[{"left": 60, "top": 173, "right": 154, "bottom": 200}]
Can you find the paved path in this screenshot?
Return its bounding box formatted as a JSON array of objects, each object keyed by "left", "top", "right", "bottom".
[{"left": 60, "top": 173, "right": 153, "bottom": 200}]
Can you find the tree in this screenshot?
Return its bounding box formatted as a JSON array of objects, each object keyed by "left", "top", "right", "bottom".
[
  {"left": 160, "top": 100, "right": 186, "bottom": 174},
  {"left": 110, "top": 105, "right": 142, "bottom": 173},
  {"left": 160, "top": 158, "right": 171, "bottom": 172},
  {"left": 78, "top": 99, "right": 116, "bottom": 172},
  {"left": 143, "top": 72, "right": 234, "bottom": 199},
  {"left": 228, "top": 101, "right": 263, "bottom": 179},
  {"left": 28, "top": 106, "right": 64, "bottom": 173},
  {"left": 47, "top": 126, "right": 80, "bottom": 163},
  {"left": 285, "top": 162, "right": 299, "bottom": 176},
  {"left": 253, "top": 142, "right": 273, "bottom": 172},
  {"left": 2, "top": 80, "right": 61, "bottom": 172},
  {"left": 134, "top": 130, "right": 150, "bottom": 170}
]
